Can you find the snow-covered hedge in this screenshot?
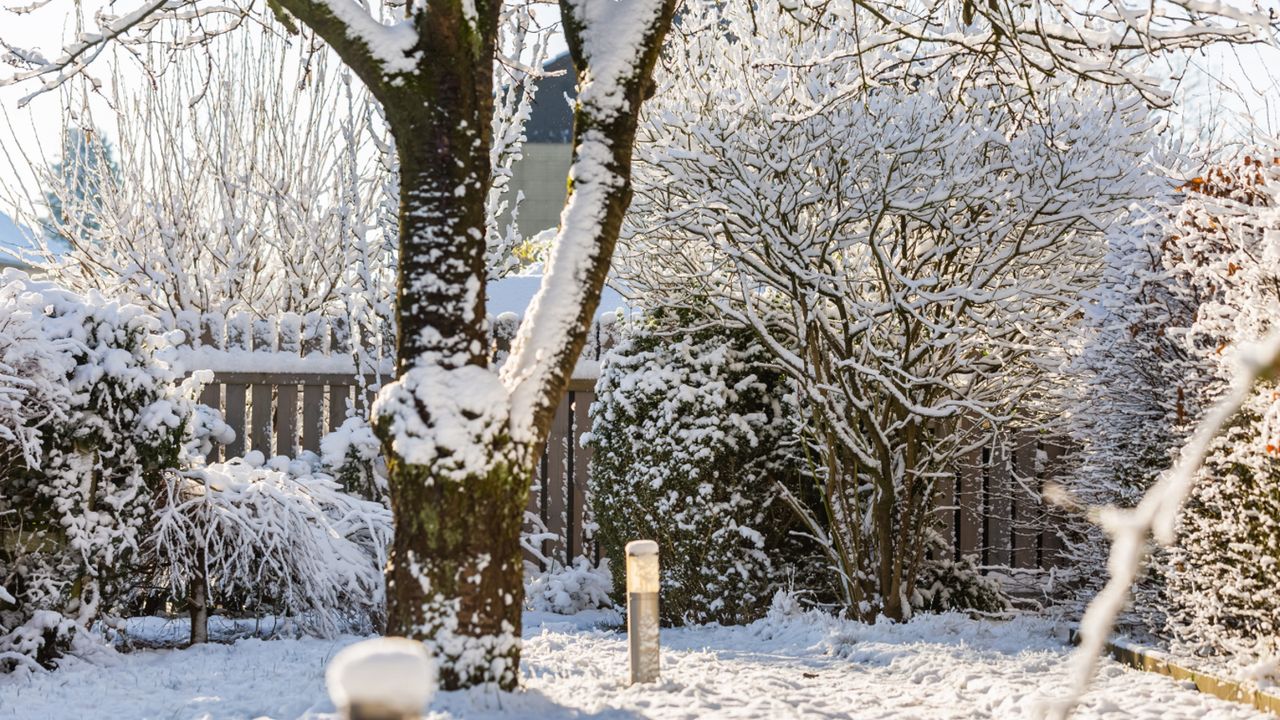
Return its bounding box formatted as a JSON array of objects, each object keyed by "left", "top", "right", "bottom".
[
  {"left": 1063, "top": 155, "right": 1280, "bottom": 669},
  {"left": 1158, "top": 157, "right": 1280, "bottom": 666},
  {"left": 0, "top": 272, "right": 197, "bottom": 669},
  {"left": 321, "top": 416, "right": 388, "bottom": 502},
  {"left": 151, "top": 453, "right": 392, "bottom": 637},
  {"left": 1055, "top": 204, "right": 1205, "bottom": 628},
  {"left": 588, "top": 314, "right": 809, "bottom": 625}
]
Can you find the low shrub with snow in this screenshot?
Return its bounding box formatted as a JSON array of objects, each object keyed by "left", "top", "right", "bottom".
[
  {"left": 321, "top": 416, "right": 387, "bottom": 502},
  {"left": 589, "top": 313, "right": 811, "bottom": 625},
  {"left": 150, "top": 453, "right": 392, "bottom": 637},
  {"left": 0, "top": 272, "right": 199, "bottom": 670},
  {"left": 524, "top": 557, "right": 613, "bottom": 615}
]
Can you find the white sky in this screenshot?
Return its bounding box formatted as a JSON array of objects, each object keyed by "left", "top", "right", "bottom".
[{"left": 0, "top": 3, "right": 1277, "bottom": 199}]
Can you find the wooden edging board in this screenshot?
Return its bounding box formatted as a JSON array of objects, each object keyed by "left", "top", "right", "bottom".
[{"left": 1067, "top": 629, "right": 1280, "bottom": 715}]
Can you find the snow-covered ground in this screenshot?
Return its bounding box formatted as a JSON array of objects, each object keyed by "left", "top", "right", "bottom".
[{"left": 0, "top": 608, "right": 1267, "bottom": 719}]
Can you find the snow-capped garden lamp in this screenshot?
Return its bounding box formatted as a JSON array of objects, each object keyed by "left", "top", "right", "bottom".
[{"left": 626, "top": 539, "right": 661, "bottom": 684}]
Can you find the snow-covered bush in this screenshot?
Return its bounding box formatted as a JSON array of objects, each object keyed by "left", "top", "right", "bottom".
[
  {"left": 321, "top": 416, "right": 388, "bottom": 503},
  {"left": 524, "top": 557, "right": 613, "bottom": 616},
  {"left": 0, "top": 272, "right": 197, "bottom": 668},
  {"left": 621, "top": 2, "right": 1159, "bottom": 621},
  {"left": 589, "top": 313, "right": 807, "bottom": 625},
  {"left": 1157, "top": 156, "right": 1280, "bottom": 665},
  {"left": 150, "top": 453, "right": 392, "bottom": 638},
  {"left": 913, "top": 554, "right": 1010, "bottom": 616}
]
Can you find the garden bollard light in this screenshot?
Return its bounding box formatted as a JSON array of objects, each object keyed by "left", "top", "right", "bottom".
[
  {"left": 325, "top": 637, "right": 437, "bottom": 720},
  {"left": 626, "top": 539, "right": 661, "bottom": 684}
]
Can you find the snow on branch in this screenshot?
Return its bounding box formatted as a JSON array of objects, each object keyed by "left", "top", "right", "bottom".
[
  {"left": 1044, "top": 331, "right": 1280, "bottom": 718},
  {"left": 500, "top": 0, "right": 671, "bottom": 444},
  {"left": 298, "top": 0, "right": 419, "bottom": 74},
  {"left": 840, "top": 0, "right": 1278, "bottom": 106},
  {"left": 0, "top": 1, "right": 246, "bottom": 105},
  {"left": 0, "top": 0, "right": 420, "bottom": 105}
]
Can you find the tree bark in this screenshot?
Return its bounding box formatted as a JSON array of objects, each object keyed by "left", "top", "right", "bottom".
[{"left": 189, "top": 549, "right": 208, "bottom": 645}]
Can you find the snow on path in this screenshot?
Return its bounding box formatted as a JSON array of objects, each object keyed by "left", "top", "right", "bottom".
[{"left": 0, "top": 610, "right": 1266, "bottom": 719}]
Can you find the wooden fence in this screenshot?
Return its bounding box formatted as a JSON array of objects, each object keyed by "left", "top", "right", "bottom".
[
  {"left": 178, "top": 310, "right": 1069, "bottom": 574},
  {"left": 934, "top": 434, "right": 1071, "bottom": 573},
  {"left": 177, "top": 310, "right": 614, "bottom": 568}
]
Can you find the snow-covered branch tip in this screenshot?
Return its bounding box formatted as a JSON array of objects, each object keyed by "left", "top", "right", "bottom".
[
  {"left": 1043, "top": 330, "right": 1280, "bottom": 719},
  {"left": 0, "top": 0, "right": 421, "bottom": 106},
  {"left": 500, "top": 0, "right": 672, "bottom": 445}
]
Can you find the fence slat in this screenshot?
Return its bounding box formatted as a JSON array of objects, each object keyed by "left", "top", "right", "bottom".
[
  {"left": 224, "top": 383, "right": 247, "bottom": 459},
  {"left": 1040, "top": 441, "right": 1069, "bottom": 568},
  {"left": 251, "top": 384, "right": 273, "bottom": 456},
  {"left": 329, "top": 384, "right": 352, "bottom": 432},
  {"left": 957, "top": 442, "right": 983, "bottom": 559},
  {"left": 199, "top": 383, "right": 222, "bottom": 461},
  {"left": 277, "top": 383, "right": 298, "bottom": 457},
  {"left": 302, "top": 385, "right": 325, "bottom": 453},
  {"left": 936, "top": 468, "right": 957, "bottom": 561},
  {"left": 570, "top": 390, "right": 591, "bottom": 561},
  {"left": 543, "top": 395, "right": 570, "bottom": 565},
  {"left": 985, "top": 442, "right": 1012, "bottom": 568},
  {"left": 1012, "top": 432, "right": 1040, "bottom": 569}
]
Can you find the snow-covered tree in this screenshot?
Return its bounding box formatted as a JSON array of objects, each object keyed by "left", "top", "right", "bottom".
[
  {"left": 621, "top": 2, "right": 1162, "bottom": 621},
  {"left": 150, "top": 453, "right": 393, "bottom": 643},
  {"left": 5, "top": 28, "right": 383, "bottom": 320},
  {"left": 3, "top": 0, "right": 677, "bottom": 687},
  {"left": 41, "top": 127, "right": 117, "bottom": 253}
]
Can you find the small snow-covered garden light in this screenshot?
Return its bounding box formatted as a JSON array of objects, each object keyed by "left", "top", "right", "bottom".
[
  {"left": 626, "top": 539, "right": 661, "bottom": 683},
  {"left": 326, "top": 638, "right": 437, "bottom": 720}
]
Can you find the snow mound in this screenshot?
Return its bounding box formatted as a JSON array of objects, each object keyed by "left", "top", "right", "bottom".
[{"left": 326, "top": 637, "right": 437, "bottom": 716}]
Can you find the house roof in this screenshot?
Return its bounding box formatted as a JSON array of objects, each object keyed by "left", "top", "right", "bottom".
[{"left": 525, "top": 53, "right": 577, "bottom": 144}]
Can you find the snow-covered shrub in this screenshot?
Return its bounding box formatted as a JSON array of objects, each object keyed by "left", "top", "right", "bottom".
[
  {"left": 321, "top": 416, "right": 387, "bottom": 502},
  {"left": 524, "top": 557, "right": 613, "bottom": 615},
  {"left": 589, "top": 313, "right": 807, "bottom": 625},
  {"left": 913, "top": 554, "right": 1010, "bottom": 616},
  {"left": 150, "top": 453, "right": 392, "bottom": 637},
  {"left": 0, "top": 272, "right": 196, "bottom": 668},
  {"left": 185, "top": 392, "right": 235, "bottom": 462},
  {"left": 1157, "top": 156, "right": 1280, "bottom": 665}
]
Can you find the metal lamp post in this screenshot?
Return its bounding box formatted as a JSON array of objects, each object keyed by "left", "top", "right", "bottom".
[{"left": 626, "top": 539, "right": 661, "bottom": 684}]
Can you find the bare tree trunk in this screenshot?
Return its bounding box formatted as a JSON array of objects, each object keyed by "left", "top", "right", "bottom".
[{"left": 189, "top": 548, "right": 208, "bottom": 645}]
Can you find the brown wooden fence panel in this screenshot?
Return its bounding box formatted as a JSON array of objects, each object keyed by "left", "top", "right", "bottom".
[
  {"left": 302, "top": 384, "right": 324, "bottom": 453},
  {"left": 1012, "top": 433, "right": 1040, "bottom": 569},
  {"left": 957, "top": 443, "right": 983, "bottom": 559},
  {"left": 276, "top": 383, "right": 298, "bottom": 457},
  {"left": 570, "top": 387, "right": 592, "bottom": 561}
]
